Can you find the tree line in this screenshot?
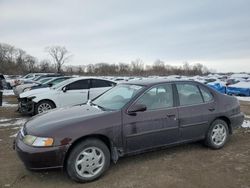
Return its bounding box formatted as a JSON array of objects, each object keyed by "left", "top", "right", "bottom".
[{"left": 0, "top": 42, "right": 210, "bottom": 76}]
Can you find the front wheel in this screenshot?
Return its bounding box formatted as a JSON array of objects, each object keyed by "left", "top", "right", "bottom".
[
  {"left": 35, "top": 100, "right": 55, "bottom": 115},
  {"left": 66, "top": 139, "right": 110, "bottom": 183},
  {"left": 205, "top": 119, "right": 229, "bottom": 149}
]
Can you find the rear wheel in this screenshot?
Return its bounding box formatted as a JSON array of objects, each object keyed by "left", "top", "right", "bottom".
[
  {"left": 35, "top": 100, "right": 55, "bottom": 114},
  {"left": 66, "top": 139, "right": 110, "bottom": 183},
  {"left": 205, "top": 119, "right": 229, "bottom": 149}
]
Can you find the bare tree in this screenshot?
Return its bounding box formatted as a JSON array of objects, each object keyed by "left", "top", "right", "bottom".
[
  {"left": 45, "top": 46, "right": 72, "bottom": 73},
  {"left": 131, "top": 58, "right": 144, "bottom": 75}
]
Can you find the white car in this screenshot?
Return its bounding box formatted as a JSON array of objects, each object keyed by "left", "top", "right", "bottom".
[
  {"left": 13, "top": 77, "right": 55, "bottom": 96},
  {"left": 18, "top": 77, "right": 116, "bottom": 115}
]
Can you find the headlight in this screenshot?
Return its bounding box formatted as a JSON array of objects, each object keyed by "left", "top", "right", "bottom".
[
  {"left": 28, "top": 96, "right": 36, "bottom": 100},
  {"left": 23, "top": 135, "right": 54, "bottom": 147}
]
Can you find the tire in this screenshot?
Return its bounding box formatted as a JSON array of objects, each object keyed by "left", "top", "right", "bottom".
[
  {"left": 34, "top": 100, "right": 56, "bottom": 115},
  {"left": 66, "top": 139, "right": 110, "bottom": 183},
  {"left": 205, "top": 119, "right": 229, "bottom": 149}
]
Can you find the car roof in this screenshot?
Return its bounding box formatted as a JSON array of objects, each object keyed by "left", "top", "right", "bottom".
[
  {"left": 120, "top": 78, "right": 201, "bottom": 87},
  {"left": 69, "top": 77, "right": 116, "bottom": 83}
]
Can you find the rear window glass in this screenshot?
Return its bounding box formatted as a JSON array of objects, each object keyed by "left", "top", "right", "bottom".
[
  {"left": 176, "top": 83, "right": 203, "bottom": 106},
  {"left": 91, "top": 79, "right": 115, "bottom": 88}
]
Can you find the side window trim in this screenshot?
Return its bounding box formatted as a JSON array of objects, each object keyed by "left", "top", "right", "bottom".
[
  {"left": 197, "top": 85, "right": 205, "bottom": 103},
  {"left": 198, "top": 85, "right": 215, "bottom": 103}
]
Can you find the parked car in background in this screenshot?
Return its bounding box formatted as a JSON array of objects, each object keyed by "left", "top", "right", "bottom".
[
  {"left": 26, "top": 76, "right": 73, "bottom": 91},
  {"left": 18, "top": 77, "right": 116, "bottom": 115},
  {"left": 13, "top": 78, "right": 55, "bottom": 96},
  {"left": 226, "top": 79, "right": 240, "bottom": 86},
  {"left": 15, "top": 79, "right": 244, "bottom": 182},
  {"left": 13, "top": 73, "right": 62, "bottom": 87},
  {"left": 32, "top": 73, "right": 63, "bottom": 81}
]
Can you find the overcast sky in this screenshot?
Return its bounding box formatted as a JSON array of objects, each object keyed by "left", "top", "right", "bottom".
[{"left": 1, "top": 0, "right": 250, "bottom": 72}]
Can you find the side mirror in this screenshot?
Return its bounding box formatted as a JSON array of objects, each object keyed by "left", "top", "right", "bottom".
[
  {"left": 62, "top": 86, "right": 67, "bottom": 92},
  {"left": 128, "top": 104, "right": 147, "bottom": 115},
  {"left": 48, "top": 83, "right": 53, "bottom": 87}
]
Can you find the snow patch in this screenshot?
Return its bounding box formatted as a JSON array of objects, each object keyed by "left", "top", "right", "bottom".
[
  {"left": 0, "top": 101, "right": 17, "bottom": 107},
  {"left": 0, "top": 118, "right": 12, "bottom": 122},
  {"left": 230, "top": 82, "right": 250, "bottom": 89},
  {"left": 242, "top": 120, "right": 250, "bottom": 128},
  {"left": 3, "top": 90, "right": 14, "bottom": 96},
  {"left": 236, "top": 97, "right": 250, "bottom": 102},
  {"left": 0, "top": 118, "right": 27, "bottom": 127}
]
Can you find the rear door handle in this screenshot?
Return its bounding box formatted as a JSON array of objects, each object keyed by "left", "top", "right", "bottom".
[{"left": 166, "top": 114, "right": 176, "bottom": 118}]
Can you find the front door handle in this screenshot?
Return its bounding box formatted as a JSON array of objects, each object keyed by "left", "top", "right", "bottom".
[{"left": 208, "top": 108, "right": 215, "bottom": 112}]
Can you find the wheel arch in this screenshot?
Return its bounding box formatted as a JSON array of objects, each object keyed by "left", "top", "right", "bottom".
[
  {"left": 212, "top": 116, "right": 232, "bottom": 134},
  {"left": 36, "top": 99, "right": 57, "bottom": 108},
  {"left": 63, "top": 134, "right": 118, "bottom": 168}
]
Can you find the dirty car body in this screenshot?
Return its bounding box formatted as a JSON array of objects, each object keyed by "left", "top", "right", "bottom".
[{"left": 14, "top": 80, "right": 244, "bottom": 181}]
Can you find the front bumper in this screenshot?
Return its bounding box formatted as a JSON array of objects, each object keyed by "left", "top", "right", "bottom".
[
  {"left": 14, "top": 132, "right": 70, "bottom": 170},
  {"left": 18, "top": 98, "right": 35, "bottom": 115},
  {"left": 229, "top": 112, "right": 245, "bottom": 129}
]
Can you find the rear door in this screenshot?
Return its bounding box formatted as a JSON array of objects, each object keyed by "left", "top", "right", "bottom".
[
  {"left": 89, "top": 79, "right": 115, "bottom": 100},
  {"left": 123, "top": 83, "right": 179, "bottom": 153},
  {"left": 56, "top": 79, "right": 90, "bottom": 107},
  {"left": 175, "top": 82, "right": 215, "bottom": 141}
]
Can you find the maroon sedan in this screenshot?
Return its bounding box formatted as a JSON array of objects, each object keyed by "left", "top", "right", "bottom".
[{"left": 14, "top": 80, "right": 244, "bottom": 182}]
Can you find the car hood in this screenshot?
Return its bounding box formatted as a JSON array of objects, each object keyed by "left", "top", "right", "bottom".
[
  {"left": 20, "top": 87, "right": 51, "bottom": 98},
  {"left": 24, "top": 104, "right": 107, "bottom": 136}
]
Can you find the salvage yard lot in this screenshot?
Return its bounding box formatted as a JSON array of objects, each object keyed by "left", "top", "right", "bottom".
[{"left": 1, "top": 95, "right": 250, "bottom": 188}]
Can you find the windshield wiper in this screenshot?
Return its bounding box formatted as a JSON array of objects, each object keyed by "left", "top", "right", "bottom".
[{"left": 89, "top": 101, "right": 107, "bottom": 111}]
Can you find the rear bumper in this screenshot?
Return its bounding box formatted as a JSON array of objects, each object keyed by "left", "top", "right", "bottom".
[
  {"left": 229, "top": 112, "right": 245, "bottom": 129},
  {"left": 14, "top": 133, "right": 69, "bottom": 170}
]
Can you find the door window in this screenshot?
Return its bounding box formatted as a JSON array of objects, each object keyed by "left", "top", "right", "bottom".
[
  {"left": 66, "top": 79, "right": 89, "bottom": 90},
  {"left": 135, "top": 84, "right": 173, "bottom": 110},
  {"left": 176, "top": 83, "right": 203, "bottom": 106}
]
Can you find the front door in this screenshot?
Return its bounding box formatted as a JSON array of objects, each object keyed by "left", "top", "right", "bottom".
[
  {"left": 123, "top": 84, "right": 179, "bottom": 153},
  {"left": 57, "top": 79, "right": 90, "bottom": 107}
]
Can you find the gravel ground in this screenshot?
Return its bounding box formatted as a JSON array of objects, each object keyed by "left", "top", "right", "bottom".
[{"left": 0, "top": 95, "right": 250, "bottom": 188}]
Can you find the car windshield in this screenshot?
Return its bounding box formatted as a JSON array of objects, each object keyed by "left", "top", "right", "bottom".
[
  {"left": 92, "top": 84, "right": 144, "bottom": 110},
  {"left": 51, "top": 78, "right": 74, "bottom": 89},
  {"left": 39, "top": 77, "right": 53, "bottom": 83}
]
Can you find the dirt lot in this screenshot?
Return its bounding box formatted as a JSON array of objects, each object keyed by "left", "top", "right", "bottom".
[{"left": 0, "top": 95, "right": 250, "bottom": 188}]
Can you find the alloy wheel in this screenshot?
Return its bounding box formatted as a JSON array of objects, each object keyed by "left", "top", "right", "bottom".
[
  {"left": 211, "top": 124, "right": 227, "bottom": 146},
  {"left": 75, "top": 147, "right": 105, "bottom": 178}
]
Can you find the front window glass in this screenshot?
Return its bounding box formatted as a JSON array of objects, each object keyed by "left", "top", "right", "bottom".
[
  {"left": 66, "top": 80, "right": 89, "bottom": 90},
  {"left": 92, "top": 84, "right": 144, "bottom": 110},
  {"left": 135, "top": 84, "right": 173, "bottom": 110}
]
